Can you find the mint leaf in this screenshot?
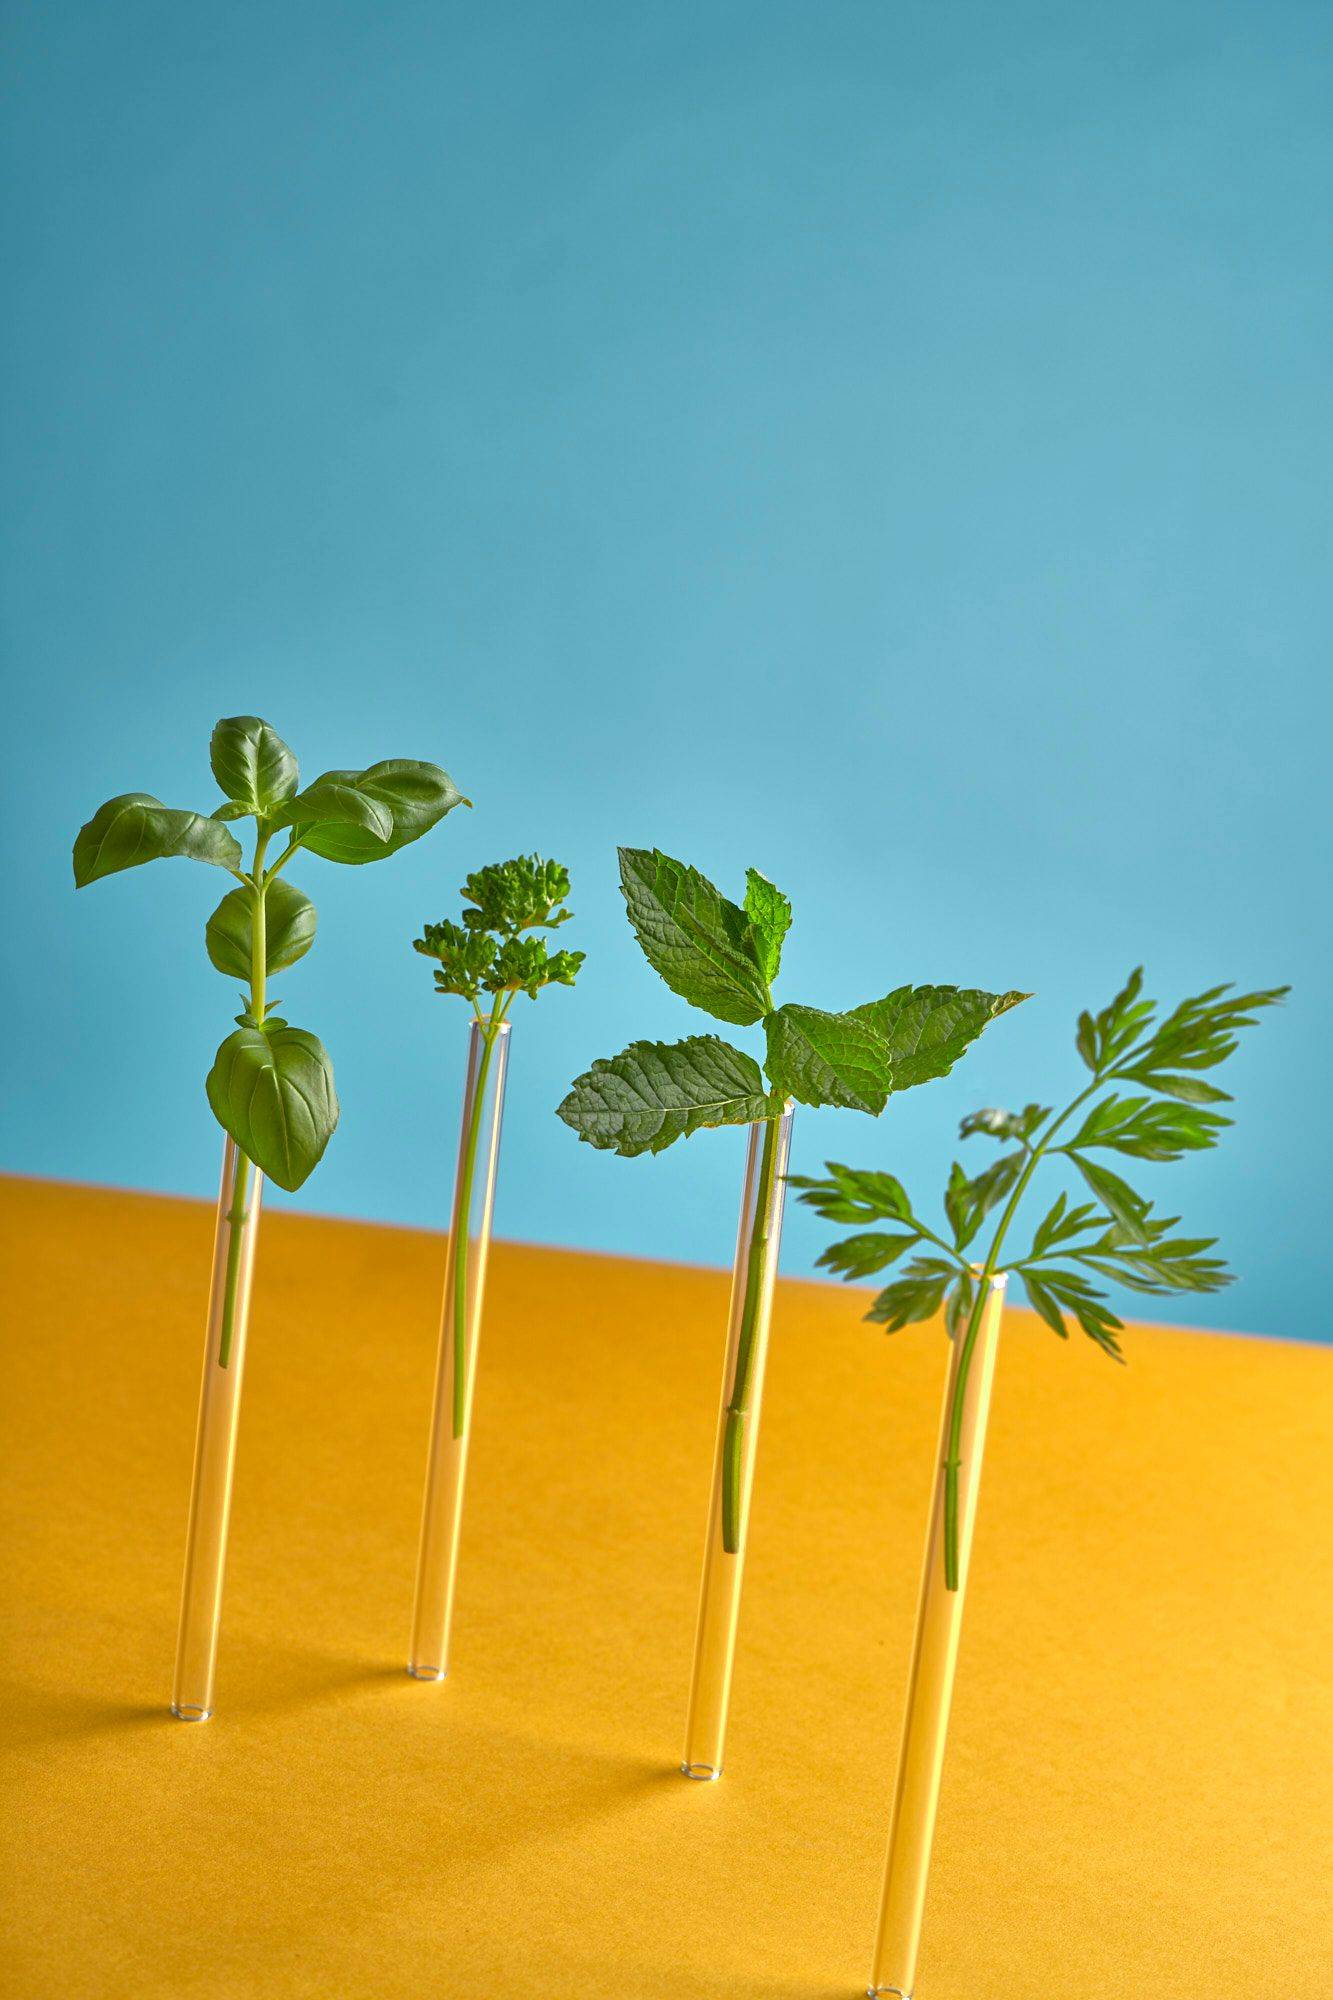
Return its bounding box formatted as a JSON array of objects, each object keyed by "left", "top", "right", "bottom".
[
  {"left": 618, "top": 848, "right": 771, "bottom": 1026},
  {"left": 850, "top": 985, "right": 1028, "bottom": 1090},
  {"left": 764, "top": 1003, "right": 893, "bottom": 1112},
  {"left": 743, "top": 868, "right": 792, "bottom": 985},
  {"left": 556, "top": 1035, "right": 781, "bottom": 1157}
]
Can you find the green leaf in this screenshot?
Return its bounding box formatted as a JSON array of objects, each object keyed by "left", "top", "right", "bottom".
[
  {"left": 944, "top": 1150, "right": 1025, "bottom": 1250},
  {"left": 1076, "top": 967, "right": 1157, "bottom": 1074},
  {"left": 849, "top": 985, "right": 1028, "bottom": 1090},
  {"left": 557, "top": 1035, "right": 782, "bottom": 1157},
  {"left": 763, "top": 1004, "right": 893, "bottom": 1113},
  {"left": 488, "top": 935, "right": 585, "bottom": 999},
  {"left": 787, "top": 1161, "right": 914, "bottom": 1224},
  {"left": 206, "top": 1020, "right": 339, "bottom": 1191},
  {"left": 1020, "top": 1269, "right": 1070, "bottom": 1341},
  {"left": 414, "top": 920, "right": 497, "bottom": 1001},
  {"left": 959, "top": 1102, "right": 1050, "bottom": 1143},
  {"left": 1029, "top": 1266, "right": 1125, "bottom": 1360},
  {"left": 1068, "top": 1154, "right": 1152, "bottom": 1246},
  {"left": 1067, "top": 1093, "right": 1230, "bottom": 1161},
  {"left": 205, "top": 879, "right": 318, "bottom": 981},
  {"left": 288, "top": 761, "right": 466, "bottom": 864},
  {"left": 73, "top": 794, "right": 243, "bottom": 886},
  {"left": 865, "top": 1256, "right": 956, "bottom": 1331},
  {"left": 815, "top": 1229, "right": 920, "bottom": 1280},
  {"left": 1112, "top": 980, "right": 1289, "bottom": 1079},
  {"left": 742, "top": 869, "right": 792, "bottom": 985},
  {"left": 461, "top": 855, "right": 573, "bottom": 935},
  {"left": 1028, "top": 1192, "right": 1102, "bottom": 1260},
  {"left": 945, "top": 1270, "right": 975, "bottom": 1340},
  {"left": 209, "top": 716, "right": 299, "bottom": 813},
  {"left": 617, "top": 848, "right": 771, "bottom": 1025}
]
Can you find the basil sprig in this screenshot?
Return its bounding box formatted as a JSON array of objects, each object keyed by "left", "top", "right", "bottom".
[
  {"left": 74, "top": 714, "right": 466, "bottom": 1203},
  {"left": 794, "top": 968, "right": 1288, "bottom": 1587},
  {"left": 558, "top": 846, "right": 1025, "bottom": 1548}
]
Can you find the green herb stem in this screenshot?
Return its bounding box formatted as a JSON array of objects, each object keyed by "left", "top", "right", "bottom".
[
  {"left": 721, "top": 1110, "right": 782, "bottom": 1554},
  {"left": 940, "top": 1079, "right": 1100, "bottom": 1586},
  {"left": 451, "top": 992, "right": 508, "bottom": 1437},
  {"left": 217, "top": 829, "right": 269, "bottom": 1369}
]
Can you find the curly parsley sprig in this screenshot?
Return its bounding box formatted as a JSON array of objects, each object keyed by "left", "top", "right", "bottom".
[
  {"left": 413, "top": 857, "right": 585, "bottom": 1432},
  {"left": 793, "top": 969, "right": 1288, "bottom": 1588}
]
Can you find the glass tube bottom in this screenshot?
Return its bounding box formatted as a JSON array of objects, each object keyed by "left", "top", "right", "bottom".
[
  {"left": 170, "top": 1702, "right": 213, "bottom": 1723},
  {"left": 867, "top": 1988, "right": 911, "bottom": 1998},
  {"left": 406, "top": 1663, "right": 448, "bottom": 1683},
  {"left": 680, "top": 1760, "right": 720, "bottom": 1781}
]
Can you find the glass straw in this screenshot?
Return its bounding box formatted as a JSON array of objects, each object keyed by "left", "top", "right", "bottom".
[
  {"left": 868, "top": 1271, "right": 1008, "bottom": 1997},
  {"left": 171, "top": 1136, "right": 263, "bottom": 1722},
  {"left": 408, "top": 1016, "right": 511, "bottom": 1681},
  {"left": 681, "top": 1100, "right": 795, "bottom": 1780}
]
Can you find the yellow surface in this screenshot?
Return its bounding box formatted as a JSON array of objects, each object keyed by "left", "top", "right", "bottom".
[{"left": 2, "top": 1172, "right": 1330, "bottom": 1999}]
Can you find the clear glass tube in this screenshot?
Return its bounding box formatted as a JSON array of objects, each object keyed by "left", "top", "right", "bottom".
[
  {"left": 408, "top": 1016, "right": 511, "bottom": 1681},
  {"left": 868, "top": 1272, "right": 1008, "bottom": 1999},
  {"left": 681, "top": 1101, "right": 795, "bottom": 1780},
  {"left": 171, "top": 1137, "right": 264, "bottom": 1722}
]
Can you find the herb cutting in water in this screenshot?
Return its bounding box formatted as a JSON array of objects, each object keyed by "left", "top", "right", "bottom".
[
  {"left": 413, "top": 855, "right": 585, "bottom": 1433},
  {"left": 73, "top": 714, "right": 467, "bottom": 1353},
  {"left": 793, "top": 968, "right": 1288, "bottom": 1588},
  {"left": 557, "top": 846, "right": 1028, "bottom": 1552}
]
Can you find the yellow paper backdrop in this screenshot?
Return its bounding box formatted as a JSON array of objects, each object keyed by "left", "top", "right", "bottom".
[{"left": 2, "top": 1176, "right": 1329, "bottom": 1997}]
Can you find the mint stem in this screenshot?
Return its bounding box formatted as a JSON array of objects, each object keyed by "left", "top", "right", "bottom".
[{"left": 721, "top": 1111, "right": 781, "bottom": 1554}]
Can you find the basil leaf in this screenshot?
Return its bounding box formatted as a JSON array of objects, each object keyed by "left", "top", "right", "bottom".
[
  {"left": 557, "top": 1034, "right": 781, "bottom": 1157},
  {"left": 205, "top": 879, "right": 317, "bottom": 981},
  {"left": 742, "top": 868, "right": 792, "bottom": 985},
  {"left": 209, "top": 716, "right": 299, "bottom": 813},
  {"left": 206, "top": 1019, "right": 339, "bottom": 1191},
  {"left": 850, "top": 985, "right": 1028, "bottom": 1090},
  {"left": 618, "top": 848, "right": 771, "bottom": 1025},
  {"left": 763, "top": 1003, "right": 892, "bottom": 1113},
  {"left": 294, "top": 761, "right": 466, "bottom": 865},
  {"left": 73, "top": 794, "right": 243, "bottom": 886},
  {"left": 275, "top": 773, "right": 395, "bottom": 847}
]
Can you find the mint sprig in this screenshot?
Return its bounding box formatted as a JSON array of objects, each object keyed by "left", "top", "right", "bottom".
[
  {"left": 794, "top": 968, "right": 1288, "bottom": 1588},
  {"left": 558, "top": 845, "right": 1026, "bottom": 1550}
]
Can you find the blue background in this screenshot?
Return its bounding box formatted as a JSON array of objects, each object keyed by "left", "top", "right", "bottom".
[{"left": 3, "top": 1, "right": 1328, "bottom": 1338}]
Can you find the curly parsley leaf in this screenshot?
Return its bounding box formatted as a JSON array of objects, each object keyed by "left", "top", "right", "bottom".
[{"left": 461, "top": 855, "right": 573, "bottom": 936}]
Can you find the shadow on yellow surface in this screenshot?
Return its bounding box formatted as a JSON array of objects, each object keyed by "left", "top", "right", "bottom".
[{"left": 1, "top": 1174, "right": 1330, "bottom": 1998}]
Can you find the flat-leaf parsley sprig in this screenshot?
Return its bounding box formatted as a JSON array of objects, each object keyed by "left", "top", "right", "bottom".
[
  {"left": 558, "top": 847, "right": 1027, "bottom": 1550},
  {"left": 793, "top": 969, "right": 1288, "bottom": 1589},
  {"left": 414, "top": 856, "right": 585, "bottom": 1432}
]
